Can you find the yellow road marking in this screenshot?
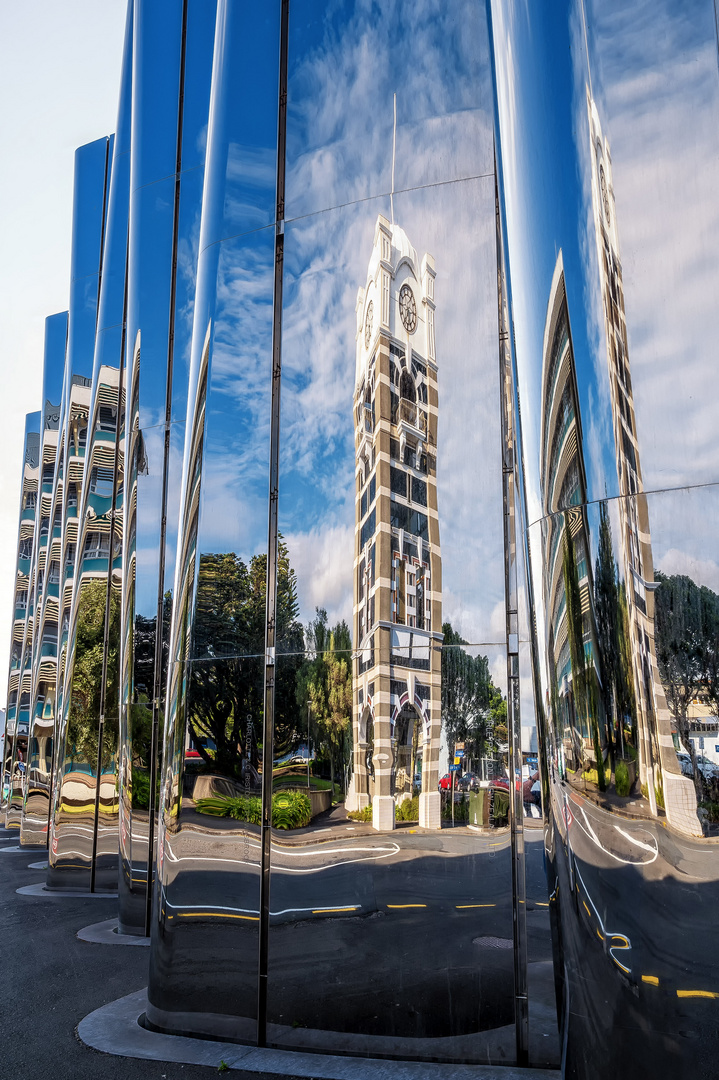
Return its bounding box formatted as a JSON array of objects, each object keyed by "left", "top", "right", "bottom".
[
  {"left": 456, "top": 904, "right": 496, "bottom": 909},
  {"left": 312, "top": 907, "right": 358, "bottom": 914},
  {"left": 535, "top": 902, "right": 549, "bottom": 907},
  {"left": 387, "top": 904, "right": 426, "bottom": 909},
  {"left": 677, "top": 990, "right": 719, "bottom": 999},
  {"left": 596, "top": 929, "right": 604, "bottom": 941},
  {"left": 177, "top": 912, "right": 258, "bottom": 921},
  {"left": 642, "top": 976, "right": 659, "bottom": 986},
  {"left": 582, "top": 901, "right": 591, "bottom": 917}
]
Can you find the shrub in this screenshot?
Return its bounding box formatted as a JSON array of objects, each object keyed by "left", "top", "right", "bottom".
[
  {"left": 582, "top": 767, "right": 599, "bottom": 786},
  {"left": 395, "top": 795, "right": 419, "bottom": 822},
  {"left": 272, "top": 790, "right": 312, "bottom": 830},
  {"left": 347, "top": 805, "right": 373, "bottom": 822},
  {"left": 194, "top": 791, "right": 311, "bottom": 829},
  {"left": 615, "top": 759, "right": 630, "bottom": 797},
  {"left": 195, "top": 795, "right": 262, "bottom": 823},
  {"left": 441, "top": 793, "right": 469, "bottom": 822}
]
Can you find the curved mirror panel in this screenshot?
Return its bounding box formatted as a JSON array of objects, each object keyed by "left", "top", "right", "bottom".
[
  {"left": 489, "top": 0, "right": 719, "bottom": 1074},
  {"left": 48, "top": 136, "right": 113, "bottom": 890},
  {"left": 120, "top": 0, "right": 215, "bottom": 935},
  {"left": 21, "top": 312, "right": 68, "bottom": 845}
]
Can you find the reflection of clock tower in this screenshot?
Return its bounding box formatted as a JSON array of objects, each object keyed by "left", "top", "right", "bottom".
[{"left": 346, "top": 214, "right": 442, "bottom": 831}]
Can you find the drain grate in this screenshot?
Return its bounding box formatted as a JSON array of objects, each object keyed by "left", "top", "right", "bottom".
[{"left": 473, "top": 935, "right": 513, "bottom": 949}]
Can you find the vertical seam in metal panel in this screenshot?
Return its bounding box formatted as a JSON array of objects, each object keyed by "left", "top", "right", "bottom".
[
  {"left": 258, "top": 0, "right": 289, "bottom": 1048},
  {"left": 89, "top": 138, "right": 115, "bottom": 893},
  {"left": 144, "top": 0, "right": 189, "bottom": 935},
  {"left": 495, "top": 152, "right": 529, "bottom": 1065},
  {"left": 45, "top": 315, "right": 70, "bottom": 848}
]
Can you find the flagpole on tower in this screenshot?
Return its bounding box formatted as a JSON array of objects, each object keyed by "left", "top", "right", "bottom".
[{"left": 390, "top": 92, "right": 397, "bottom": 225}]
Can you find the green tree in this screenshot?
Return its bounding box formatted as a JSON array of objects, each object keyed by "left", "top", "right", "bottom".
[
  {"left": 296, "top": 611, "right": 352, "bottom": 795},
  {"left": 187, "top": 539, "right": 304, "bottom": 782},
  {"left": 655, "top": 572, "right": 719, "bottom": 800},
  {"left": 563, "top": 522, "right": 605, "bottom": 789},
  {"left": 67, "top": 578, "right": 120, "bottom": 771},
  {"left": 441, "top": 621, "right": 506, "bottom": 763}
]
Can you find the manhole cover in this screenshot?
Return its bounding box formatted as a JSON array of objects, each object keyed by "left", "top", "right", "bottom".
[{"left": 473, "top": 936, "right": 513, "bottom": 949}]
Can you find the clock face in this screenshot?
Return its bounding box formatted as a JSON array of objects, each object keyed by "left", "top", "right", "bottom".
[
  {"left": 599, "top": 164, "right": 610, "bottom": 225},
  {"left": 364, "top": 300, "right": 373, "bottom": 348},
  {"left": 399, "top": 283, "right": 417, "bottom": 333}
]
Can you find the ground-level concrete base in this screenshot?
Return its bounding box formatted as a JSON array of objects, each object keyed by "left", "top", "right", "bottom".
[
  {"left": 372, "top": 795, "right": 395, "bottom": 831},
  {"left": 420, "top": 790, "right": 441, "bottom": 829},
  {"left": 17, "top": 882, "right": 118, "bottom": 898},
  {"left": 77, "top": 917, "right": 150, "bottom": 947},
  {"left": 78, "top": 988, "right": 561, "bottom": 1080}
]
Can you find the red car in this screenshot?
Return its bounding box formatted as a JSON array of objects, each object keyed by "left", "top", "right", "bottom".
[{"left": 438, "top": 773, "right": 453, "bottom": 790}]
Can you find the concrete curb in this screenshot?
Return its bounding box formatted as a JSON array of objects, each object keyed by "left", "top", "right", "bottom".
[{"left": 78, "top": 988, "right": 561, "bottom": 1080}]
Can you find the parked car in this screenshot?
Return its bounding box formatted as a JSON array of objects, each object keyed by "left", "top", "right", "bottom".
[
  {"left": 695, "top": 754, "right": 719, "bottom": 780},
  {"left": 458, "top": 772, "right": 479, "bottom": 792},
  {"left": 676, "top": 751, "right": 694, "bottom": 778},
  {"left": 438, "top": 773, "right": 453, "bottom": 791}
]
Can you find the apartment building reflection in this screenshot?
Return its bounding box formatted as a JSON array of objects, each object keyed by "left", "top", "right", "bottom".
[
  {"left": 3, "top": 414, "right": 41, "bottom": 824},
  {"left": 22, "top": 313, "right": 68, "bottom": 843},
  {"left": 586, "top": 92, "right": 696, "bottom": 831},
  {"left": 540, "top": 254, "right": 606, "bottom": 777},
  {"left": 347, "top": 215, "right": 442, "bottom": 831}
]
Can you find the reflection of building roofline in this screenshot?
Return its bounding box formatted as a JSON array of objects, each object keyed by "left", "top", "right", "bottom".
[{"left": 539, "top": 251, "right": 586, "bottom": 508}]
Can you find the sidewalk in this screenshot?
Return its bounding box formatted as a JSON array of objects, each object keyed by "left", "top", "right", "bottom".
[{"left": 0, "top": 824, "right": 560, "bottom": 1080}]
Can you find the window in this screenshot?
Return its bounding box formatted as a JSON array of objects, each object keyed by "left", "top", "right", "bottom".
[
  {"left": 411, "top": 477, "right": 427, "bottom": 506},
  {"left": 24, "top": 491, "right": 37, "bottom": 509},
  {"left": 83, "top": 531, "right": 111, "bottom": 560},
  {"left": 360, "top": 509, "right": 376, "bottom": 549},
  {"left": 428, "top": 307, "right": 435, "bottom": 359},
  {"left": 391, "top": 392, "right": 399, "bottom": 424},
  {"left": 90, "top": 466, "right": 114, "bottom": 497},
  {"left": 47, "top": 562, "right": 60, "bottom": 585},
  {"left": 66, "top": 484, "right": 78, "bottom": 508},
  {"left": 390, "top": 438, "right": 400, "bottom": 460},
  {"left": 390, "top": 466, "right": 407, "bottom": 497},
  {"left": 98, "top": 405, "right": 117, "bottom": 432},
  {"left": 403, "top": 442, "right": 417, "bottom": 468},
  {"left": 39, "top": 517, "right": 49, "bottom": 537},
  {"left": 358, "top": 560, "right": 365, "bottom": 603},
  {"left": 399, "top": 371, "right": 415, "bottom": 403},
  {"left": 390, "top": 503, "right": 428, "bottom": 541},
  {"left": 361, "top": 489, "right": 367, "bottom": 519},
  {"left": 369, "top": 475, "right": 375, "bottom": 504},
  {"left": 42, "top": 463, "right": 54, "bottom": 483},
  {"left": 381, "top": 270, "right": 390, "bottom": 326}
]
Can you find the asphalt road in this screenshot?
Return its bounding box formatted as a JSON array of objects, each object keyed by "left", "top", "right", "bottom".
[
  {"left": 148, "top": 821, "right": 558, "bottom": 1063},
  {"left": 548, "top": 780, "right": 719, "bottom": 1080},
  {"left": 0, "top": 824, "right": 306, "bottom": 1080}
]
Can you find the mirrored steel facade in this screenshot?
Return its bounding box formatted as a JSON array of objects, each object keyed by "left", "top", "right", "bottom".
[
  {"left": 4, "top": 0, "right": 718, "bottom": 1074},
  {"left": 489, "top": 0, "right": 719, "bottom": 1075}
]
